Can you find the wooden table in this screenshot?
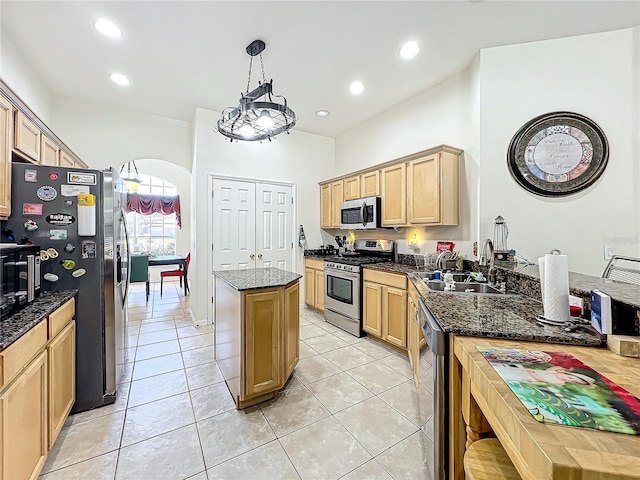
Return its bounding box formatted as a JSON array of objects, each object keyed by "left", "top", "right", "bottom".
[
  {"left": 148, "top": 255, "right": 189, "bottom": 295},
  {"left": 450, "top": 336, "right": 640, "bottom": 479}
]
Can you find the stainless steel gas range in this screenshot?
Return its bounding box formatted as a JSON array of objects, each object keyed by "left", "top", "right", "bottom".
[{"left": 324, "top": 239, "right": 394, "bottom": 337}]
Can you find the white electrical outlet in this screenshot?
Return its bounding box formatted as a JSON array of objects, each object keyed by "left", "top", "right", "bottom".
[{"left": 604, "top": 245, "right": 614, "bottom": 260}]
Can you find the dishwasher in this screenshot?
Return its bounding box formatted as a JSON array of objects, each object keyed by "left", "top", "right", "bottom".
[{"left": 418, "top": 298, "right": 448, "bottom": 480}]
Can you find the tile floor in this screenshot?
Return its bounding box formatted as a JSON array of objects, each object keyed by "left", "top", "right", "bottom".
[{"left": 40, "top": 280, "right": 435, "bottom": 480}]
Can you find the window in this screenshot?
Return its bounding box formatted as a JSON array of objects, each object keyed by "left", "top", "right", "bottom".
[{"left": 126, "top": 174, "right": 178, "bottom": 256}]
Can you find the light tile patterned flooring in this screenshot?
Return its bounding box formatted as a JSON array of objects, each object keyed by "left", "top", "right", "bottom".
[{"left": 40, "top": 280, "right": 435, "bottom": 480}]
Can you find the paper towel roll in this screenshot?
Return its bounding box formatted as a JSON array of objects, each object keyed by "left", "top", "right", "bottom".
[{"left": 539, "top": 253, "right": 570, "bottom": 323}]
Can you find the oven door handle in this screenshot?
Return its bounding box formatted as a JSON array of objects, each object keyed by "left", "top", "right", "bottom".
[
  {"left": 325, "top": 268, "right": 359, "bottom": 280},
  {"left": 361, "top": 201, "right": 367, "bottom": 227}
]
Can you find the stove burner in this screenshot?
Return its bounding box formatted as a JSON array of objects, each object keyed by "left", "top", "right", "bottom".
[{"left": 325, "top": 255, "right": 388, "bottom": 266}]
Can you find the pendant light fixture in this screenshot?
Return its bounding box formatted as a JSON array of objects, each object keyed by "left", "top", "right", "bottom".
[
  {"left": 119, "top": 161, "right": 142, "bottom": 192},
  {"left": 217, "top": 40, "right": 297, "bottom": 142}
]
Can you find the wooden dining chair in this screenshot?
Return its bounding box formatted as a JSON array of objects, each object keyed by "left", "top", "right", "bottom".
[{"left": 160, "top": 252, "right": 191, "bottom": 296}]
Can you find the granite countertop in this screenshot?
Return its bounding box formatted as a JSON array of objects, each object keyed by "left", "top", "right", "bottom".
[
  {"left": 213, "top": 268, "right": 302, "bottom": 291},
  {"left": 364, "top": 262, "right": 423, "bottom": 275},
  {"left": 408, "top": 273, "right": 602, "bottom": 346},
  {"left": 0, "top": 290, "right": 78, "bottom": 351},
  {"left": 304, "top": 255, "right": 330, "bottom": 262},
  {"left": 500, "top": 264, "right": 640, "bottom": 309}
]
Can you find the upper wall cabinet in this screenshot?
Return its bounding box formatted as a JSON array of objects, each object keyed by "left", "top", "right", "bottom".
[
  {"left": 361, "top": 170, "right": 380, "bottom": 198},
  {"left": 40, "top": 134, "right": 60, "bottom": 166},
  {"left": 330, "top": 180, "right": 344, "bottom": 228},
  {"left": 59, "top": 151, "right": 74, "bottom": 168},
  {"left": 0, "top": 95, "right": 12, "bottom": 220},
  {"left": 407, "top": 149, "right": 459, "bottom": 225},
  {"left": 343, "top": 176, "right": 360, "bottom": 201},
  {"left": 14, "top": 111, "right": 41, "bottom": 163},
  {"left": 319, "top": 145, "right": 462, "bottom": 230},
  {"left": 381, "top": 163, "right": 407, "bottom": 226}
]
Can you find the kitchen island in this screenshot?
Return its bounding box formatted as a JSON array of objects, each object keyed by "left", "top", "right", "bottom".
[{"left": 213, "top": 268, "right": 301, "bottom": 409}]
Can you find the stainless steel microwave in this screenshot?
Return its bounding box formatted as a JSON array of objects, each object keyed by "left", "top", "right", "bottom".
[
  {"left": 340, "top": 196, "right": 382, "bottom": 230},
  {"left": 1, "top": 244, "right": 41, "bottom": 319}
]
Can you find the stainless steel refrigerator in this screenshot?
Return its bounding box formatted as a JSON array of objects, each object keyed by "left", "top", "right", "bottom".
[{"left": 5, "top": 163, "right": 130, "bottom": 413}]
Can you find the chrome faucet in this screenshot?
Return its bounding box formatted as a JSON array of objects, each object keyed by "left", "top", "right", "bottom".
[{"left": 479, "top": 238, "right": 496, "bottom": 285}]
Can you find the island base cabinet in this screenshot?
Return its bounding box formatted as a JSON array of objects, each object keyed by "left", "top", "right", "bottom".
[
  {"left": 284, "top": 283, "right": 300, "bottom": 380},
  {"left": 48, "top": 321, "right": 76, "bottom": 450},
  {"left": 0, "top": 350, "right": 48, "bottom": 480},
  {"left": 244, "top": 290, "right": 282, "bottom": 399}
]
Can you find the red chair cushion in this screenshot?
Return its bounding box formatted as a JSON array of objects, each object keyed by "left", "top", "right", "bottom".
[{"left": 160, "top": 270, "right": 184, "bottom": 278}]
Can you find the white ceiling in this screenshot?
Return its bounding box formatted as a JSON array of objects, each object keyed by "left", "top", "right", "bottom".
[{"left": 1, "top": 1, "right": 639, "bottom": 138}]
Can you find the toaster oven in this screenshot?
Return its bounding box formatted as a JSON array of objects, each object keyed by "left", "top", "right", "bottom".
[{"left": 1, "top": 244, "right": 41, "bottom": 318}]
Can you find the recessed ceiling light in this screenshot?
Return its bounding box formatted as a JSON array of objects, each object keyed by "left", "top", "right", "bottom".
[
  {"left": 349, "top": 81, "right": 364, "bottom": 95},
  {"left": 399, "top": 41, "right": 419, "bottom": 60},
  {"left": 315, "top": 110, "right": 330, "bottom": 117},
  {"left": 110, "top": 73, "right": 130, "bottom": 86},
  {"left": 95, "top": 18, "right": 122, "bottom": 38}
]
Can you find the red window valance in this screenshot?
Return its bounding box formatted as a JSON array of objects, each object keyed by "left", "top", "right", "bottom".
[{"left": 126, "top": 193, "right": 182, "bottom": 228}]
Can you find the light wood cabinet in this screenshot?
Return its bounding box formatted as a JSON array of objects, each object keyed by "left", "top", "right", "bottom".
[
  {"left": 284, "top": 282, "right": 300, "bottom": 380},
  {"left": 407, "top": 151, "right": 459, "bottom": 225},
  {"left": 381, "top": 162, "right": 406, "bottom": 226},
  {"left": 361, "top": 170, "right": 380, "bottom": 197},
  {"left": 47, "top": 321, "right": 75, "bottom": 450},
  {"left": 0, "top": 350, "right": 48, "bottom": 480},
  {"left": 14, "top": 111, "right": 41, "bottom": 162},
  {"left": 0, "top": 95, "right": 12, "bottom": 220},
  {"left": 331, "top": 180, "right": 343, "bottom": 228},
  {"left": 363, "top": 281, "right": 382, "bottom": 337},
  {"left": 59, "top": 151, "right": 74, "bottom": 167},
  {"left": 320, "top": 183, "right": 331, "bottom": 228},
  {"left": 344, "top": 175, "right": 361, "bottom": 201},
  {"left": 40, "top": 135, "right": 60, "bottom": 166},
  {"left": 304, "top": 259, "right": 324, "bottom": 312},
  {"left": 215, "top": 277, "right": 301, "bottom": 409},
  {"left": 244, "top": 289, "right": 282, "bottom": 398},
  {"left": 363, "top": 269, "right": 408, "bottom": 348}
]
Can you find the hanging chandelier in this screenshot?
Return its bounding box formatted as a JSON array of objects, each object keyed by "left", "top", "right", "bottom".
[
  {"left": 217, "top": 40, "right": 296, "bottom": 142},
  {"left": 119, "top": 161, "right": 142, "bottom": 192}
]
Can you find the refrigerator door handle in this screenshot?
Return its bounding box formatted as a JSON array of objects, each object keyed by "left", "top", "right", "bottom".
[{"left": 120, "top": 207, "right": 131, "bottom": 306}]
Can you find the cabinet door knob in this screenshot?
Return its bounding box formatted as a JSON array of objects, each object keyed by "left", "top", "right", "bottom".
[
  {"left": 258, "top": 253, "right": 263, "bottom": 259},
  {"left": 250, "top": 254, "right": 255, "bottom": 260}
]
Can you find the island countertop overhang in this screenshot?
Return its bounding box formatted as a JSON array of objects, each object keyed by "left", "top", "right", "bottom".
[{"left": 213, "top": 267, "right": 302, "bottom": 291}]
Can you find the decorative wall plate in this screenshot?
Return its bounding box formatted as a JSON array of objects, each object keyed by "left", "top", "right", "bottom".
[{"left": 507, "top": 112, "right": 608, "bottom": 197}]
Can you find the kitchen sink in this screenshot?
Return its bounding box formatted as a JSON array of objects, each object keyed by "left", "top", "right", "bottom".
[{"left": 423, "top": 280, "right": 505, "bottom": 295}]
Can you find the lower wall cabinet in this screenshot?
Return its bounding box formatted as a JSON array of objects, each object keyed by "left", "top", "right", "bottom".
[
  {"left": 304, "top": 258, "right": 325, "bottom": 312},
  {"left": 363, "top": 269, "right": 408, "bottom": 348},
  {"left": 0, "top": 298, "right": 76, "bottom": 480}
]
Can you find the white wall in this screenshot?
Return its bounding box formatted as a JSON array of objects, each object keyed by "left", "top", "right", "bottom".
[
  {"left": 335, "top": 64, "right": 481, "bottom": 260},
  {"left": 49, "top": 97, "right": 193, "bottom": 270},
  {"left": 479, "top": 27, "right": 640, "bottom": 276},
  {"left": 0, "top": 32, "right": 52, "bottom": 123},
  {"left": 191, "top": 108, "right": 335, "bottom": 323}
]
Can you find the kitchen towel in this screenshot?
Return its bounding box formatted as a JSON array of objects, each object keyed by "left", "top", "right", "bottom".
[{"left": 538, "top": 253, "right": 570, "bottom": 323}]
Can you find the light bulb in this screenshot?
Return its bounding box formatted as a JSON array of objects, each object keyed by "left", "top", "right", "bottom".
[
  {"left": 256, "top": 110, "right": 275, "bottom": 128},
  {"left": 399, "top": 41, "right": 419, "bottom": 60},
  {"left": 110, "top": 73, "right": 130, "bottom": 86},
  {"left": 349, "top": 81, "right": 364, "bottom": 95},
  {"left": 238, "top": 119, "right": 255, "bottom": 138},
  {"left": 95, "top": 19, "right": 122, "bottom": 38}
]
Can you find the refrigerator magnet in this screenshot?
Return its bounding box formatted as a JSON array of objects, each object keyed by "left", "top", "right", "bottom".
[
  {"left": 61, "top": 185, "right": 90, "bottom": 196},
  {"left": 82, "top": 240, "right": 97, "bottom": 259},
  {"left": 24, "top": 219, "right": 39, "bottom": 232},
  {"left": 49, "top": 229, "right": 67, "bottom": 240},
  {"left": 37, "top": 185, "right": 58, "bottom": 201},
  {"left": 25, "top": 169, "right": 37, "bottom": 182},
  {"left": 40, "top": 250, "right": 50, "bottom": 261},
  {"left": 64, "top": 243, "right": 76, "bottom": 253},
  {"left": 43, "top": 273, "right": 59, "bottom": 282},
  {"left": 67, "top": 172, "right": 97, "bottom": 185},
  {"left": 46, "top": 248, "right": 59, "bottom": 258},
  {"left": 46, "top": 213, "right": 76, "bottom": 226},
  {"left": 61, "top": 259, "right": 76, "bottom": 270},
  {"left": 72, "top": 268, "right": 86, "bottom": 278},
  {"left": 23, "top": 203, "right": 43, "bottom": 215},
  {"left": 49, "top": 172, "right": 60, "bottom": 181},
  {"left": 64, "top": 199, "right": 74, "bottom": 206}
]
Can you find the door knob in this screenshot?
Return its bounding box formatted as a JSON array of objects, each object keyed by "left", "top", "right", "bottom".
[
  {"left": 258, "top": 253, "right": 263, "bottom": 259},
  {"left": 250, "top": 254, "right": 255, "bottom": 260}
]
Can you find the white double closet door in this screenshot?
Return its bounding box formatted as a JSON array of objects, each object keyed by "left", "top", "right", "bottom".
[{"left": 212, "top": 177, "right": 293, "bottom": 271}]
